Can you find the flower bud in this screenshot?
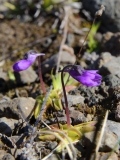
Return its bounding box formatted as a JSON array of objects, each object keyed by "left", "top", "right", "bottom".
[{"left": 95, "top": 5, "right": 105, "bottom": 17}]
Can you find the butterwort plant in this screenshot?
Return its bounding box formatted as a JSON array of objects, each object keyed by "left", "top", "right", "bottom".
[
  {"left": 59, "top": 65, "right": 102, "bottom": 127},
  {"left": 13, "top": 50, "right": 46, "bottom": 94}
]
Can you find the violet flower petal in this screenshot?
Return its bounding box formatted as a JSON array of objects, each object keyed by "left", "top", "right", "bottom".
[
  {"left": 60, "top": 65, "right": 102, "bottom": 87},
  {"left": 13, "top": 60, "right": 32, "bottom": 72},
  {"left": 79, "top": 72, "right": 101, "bottom": 86},
  {"left": 70, "top": 70, "right": 102, "bottom": 87},
  {"left": 13, "top": 50, "right": 45, "bottom": 72}
]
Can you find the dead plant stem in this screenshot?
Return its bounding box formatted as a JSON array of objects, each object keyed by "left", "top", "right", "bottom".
[
  {"left": 56, "top": 6, "right": 69, "bottom": 73},
  {"left": 95, "top": 110, "right": 109, "bottom": 159},
  {"left": 76, "top": 17, "right": 96, "bottom": 59}
]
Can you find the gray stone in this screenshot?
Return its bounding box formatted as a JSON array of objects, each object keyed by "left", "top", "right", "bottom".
[
  {"left": 82, "top": 129, "right": 119, "bottom": 153},
  {"left": 0, "top": 97, "right": 36, "bottom": 120},
  {"left": 103, "top": 74, "right": 120, "bottom": 87},
  {"left": 0, "top": 96, "right": 10, "bottom": 103},
  {"left": 98, "top": 52, "right": 114, "bottom": 68},
  {"left": 13, "top": 97, "right": 36, "bottom": 119},
  {"left": 0, "top": 98, "right": 20, "bottom": 119},
  {"left": 115, "top": 103, "right": 120, "bottom": 122},
  {"left": 82, "top": 52, "right": 99, "bottom": 66},
  {"left": 0, "top": 5, "right": 7, "bottom": 13},
  {"left": 14, "top": 67, "right": 37, "bottom": 84},
  {"left": 42, "top": 54, "right": 58, "bottom": 74},
  {"left": 99, "top": 56, "right": 120, "bottom": 76},
  {"left": 89, "top": 52, "right": 114, "bottom": 70},
  {"left": 0, "top": 150, "right": 7, "bottom": 160},
  {"left": 101, "top": 32, "right": 120, "bottom": 56},
  {"left": 41, "top": 49, "right": 76, "bottom": 74},
  {"left": 70, "top": 109, "right": 87, "bottom": 124},
  {"left": 90, "top": 152, "right": 118, "bottom": 160},
  {"left": 60, "top": 50, "right": 76, "bottom": 64},
  {"left": 107, "top": 120, "right": 120, "bottom": 141},
  {"left": 70, "top": 85, "right": 101, "bottom": 107},
  {"left": 0, "top": 0, "right": 9, "bottom": 12},
  {"left": 63, "top": 95, "right": 85, "bottom": 108},
  {"left": 0, "top": 150, "right": 15, "bottom": 160},
  {"left": 0, "top": 68, "right": 8, "bottom": 80},
  {"left": 0, "top": 117, "right": 18, "bottom": 136},
  {"left": 47, "top": 154, "right": 59, "bottom": 160},
  {"left": 100, "top": 129, "right": 119, "bottom": 153},
  {"left": 2, "top": 153, "right": 15, "bottom": 160},
  {"left": 82, "top": 0, "right": 120, "bottom": 32},
  {"left": 19, "top": 143, "right": 39, "bottom": 160},
  {"left": 47, "top": 141, "right": 58, "bottom": 150},
  {"left": 50, "top": 116, "right": 71, "bottom": 124}
]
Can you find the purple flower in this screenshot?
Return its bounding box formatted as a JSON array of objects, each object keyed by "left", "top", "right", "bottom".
[
  {"left": 13, "top": 50, "right": 45, "bottom": 72},
  {"left": 61, "top": 65, "right": 102, "bottom": 87}
]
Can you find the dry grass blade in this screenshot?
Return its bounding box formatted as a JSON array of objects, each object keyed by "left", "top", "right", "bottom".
[
  {"left": 41, "top": 120, "right": 52, "bottom": 130},
  {"left": 95, "top": 110, "right": 109, "bottom": 159},
  {"left": 40, "top": 130, "right": 74, "bottom": 160},
  {"left": 53, "top": 129, "right": 77, "bottom": 159}
]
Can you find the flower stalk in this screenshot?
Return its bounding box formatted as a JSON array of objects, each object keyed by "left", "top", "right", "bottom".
[
  {"left": 60, "top": 64, "right": 102, "bottom": 127},
  {"left": 61, "top": 66, "right": 72, "bottom": 127}
]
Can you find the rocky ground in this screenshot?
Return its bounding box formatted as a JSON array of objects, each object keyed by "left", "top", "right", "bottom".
[{"left": 0, "top": 0, "right": 120, "bottom": 160}]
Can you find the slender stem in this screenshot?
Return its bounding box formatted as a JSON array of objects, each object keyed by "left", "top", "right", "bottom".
[
  {"left": 61, "top": 65, "right": 74, "bottom": 127},
  {"left": 38, "top": 56, "right": 46, "bottom": 95},
  {"left": 77, "top": 17, "right": 96, "bottom": 59}
]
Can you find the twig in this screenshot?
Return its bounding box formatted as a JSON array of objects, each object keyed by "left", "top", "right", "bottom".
[
  {"left": 30, "top": 85, "right": 53, "bottom": 144},
  {"left": 41, "top": 120, "right": 51, "bottom": 130},
  {"left": 76, "top": 17, "right": 96, "bottom": 59},
  {"left": 34, "top": 85, "right": 53, "bottom": 127},
  {"left": 56, "top": 6, "right": 70, "bottom": 73},
  {"left": 95, "top": 110, "right": 109, "bottom": 159},
  {"left": 76, "top": 5, "right": 105, "bottom": 59}
]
